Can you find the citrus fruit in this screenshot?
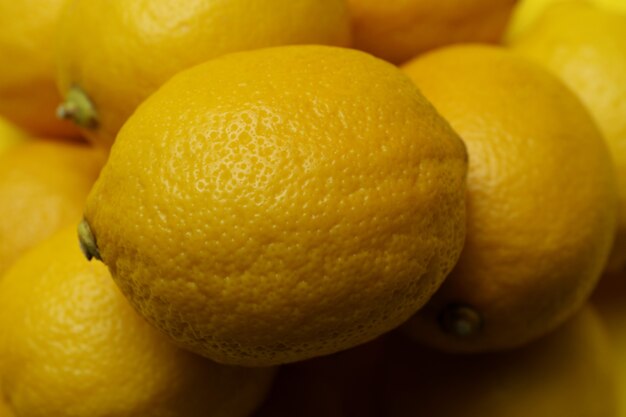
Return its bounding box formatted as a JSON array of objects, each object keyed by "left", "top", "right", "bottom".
[
  {"left": 55, "top": 0, "right": 352, "bottom": 149},
  {"left": 511, "top": 3, "right": 626, "bottom": 275},
  {"left": 381, "top": 306, "right": 618, "bottom": 417},
  {"left": 0, "top": 226, "right": 275, "bottom": 417},
  {"left": 0, "top": 139, "right": 102, "bottom": 275},
  {"left": 0, "top": 0, "right": 80, "bottom": 138},
  {"left": 401, "top": 45, "right": 617, "bottom": 353},
  {"left": 80, "top": 45, "right": 468, "bottom": 366},
  {"left": 346, "top": 0, "right": 518, "bottom": 64},
  {"left": 0, "top": 117, "right": 25, "bottom": 157},
  {"left": 253, "top": 339, "right": 385, "bottom": 417},
  {"left": 505, "top": 0, "right": 626, "bottom": 42}
]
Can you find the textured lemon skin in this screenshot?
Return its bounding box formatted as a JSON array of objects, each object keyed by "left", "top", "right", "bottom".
[
  {"left": 55, "top": 0, "right": 351, "bottom": 148},
  {"left": 0, "top": 0, "right": 80, "bottom": 138},
  {"left": 401, "top": 45, "right": 617, "bottom": 353},
  {"left": 347, "top": 0, "right": 518, "bottom": 64},
  {"left": 85, "top": 45, "right": 468, "bottom": 366},
  {"left": 512, "top": 4, "right": 626, "bottom": 274},
  {"left": 0, "top": 140, "right": 102, "bottom": 275},
  {"left": 0, "top": 227, "right": 275, "bottom": 417},
  {"left": 382, "top": 307, "right": 618, "bottom": 417}
]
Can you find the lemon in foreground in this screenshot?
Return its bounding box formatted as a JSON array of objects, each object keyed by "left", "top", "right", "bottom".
[
  {"left": 0, "top": 226, "right": 275, "bottom": 417},
  {"left": 81, "top": 45, "right": 468, "bottom": 366},
  {"left": 401, "top": 45, "right": 617, "bottom": 353}
]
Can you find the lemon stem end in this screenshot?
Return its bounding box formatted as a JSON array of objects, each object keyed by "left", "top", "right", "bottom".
[
  {"left": 439, "top": 304, "right": 483, "bottom": 337},
  {"left": 57, "top": 86, "right": 99, "bottom": 129},
  {"left": 78, "top": 218, "right": 101, "bottom": 261}
]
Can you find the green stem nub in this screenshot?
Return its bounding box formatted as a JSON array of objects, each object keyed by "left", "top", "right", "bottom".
[
  {"left": 57, "top": 85, "right": 99, "bottom": 129},
  {"left": 78, "top": 218, "right": 101, "bottom": 261},
  {"left": 438, "top": 304, "right": 483, "bottom": 337}
]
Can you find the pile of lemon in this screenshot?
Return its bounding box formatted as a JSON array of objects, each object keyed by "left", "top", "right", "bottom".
[{"left": 0, "top": 0, "right": 625, "bottom": 416}]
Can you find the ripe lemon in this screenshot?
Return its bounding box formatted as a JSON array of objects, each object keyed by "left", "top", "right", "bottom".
[
  {"left": 401, "top": 45, "right": 617, "bottom": 353},
  {"left": 505, "top": 0, "right": 626, "bottom": 42},
  {"left": 0, "top": 226, "right": 275, "bottom": 417},
  {"left": 381, "top": 306, "right": 618, "bottom": 417},
  {"left": 346, "top": 0, "right": 518, "bottom": 64},
  {"left": 0, "top": 140, "right": 102, "bottom": 275},
  {"left": 0, "top": 0, "right": 80, "bottom": 138},
  {"left": 55, "top": 0, "right": 352, "bottom": 149},
  {"left": 511, "top": 3, "right": 626, "bottom": 275},
  {"left": 81, "top": 45, "right": 468, "bottom": 367},
  {"left": 0, "top": 117, "right": 25, "bottom": 157}
]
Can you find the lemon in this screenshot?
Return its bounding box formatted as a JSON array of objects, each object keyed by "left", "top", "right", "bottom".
[
  {"left": 81, "top": 45, "right": 468, "bottom": 366},
  {"left": 56, "top": 0, "right": 352, "bottom": 149},
  {"left": 0, "top": 139, "right": 102, "bottom": 274},
  {"left": 512, "top": 3, "right": 626, "bottom": 275},
  {"left": 0, "top": 226, "right": 275, "bottom": 417},
  {"left": 347, "top": 0, "right": 518, "bottom": 64},
  {"left": 401, "top": 45, "right": 617, "bottom": 353},
  {"left": 505, "top": 0, "right": 626, "bottom": 42},
  {"left": 0, "top": 0, "right": 80, "bottom": 137}
]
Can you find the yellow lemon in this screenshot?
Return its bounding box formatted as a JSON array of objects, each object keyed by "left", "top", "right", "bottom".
[
  {"left": 0, "top": 139, "right": 103, "bottom": 275},
  {"left": 346, "top": 0, "right": 518, "bottom": 64},
  {"left": 0, "top": 0, "right": 81, "bottom": 138},
  {"left": 401, "top": 45, "right": 617, "bottom": 353},
  {"left": 55, "top": 0, "right": 351, "bottom": 149},
  {"left": 512, "top": 3, "right": 626, "bottom": 275},
  {"left": 0, "top": 117, "right": 25, "bottom": 157},
  {"left": 0, "top": 226, "right": 275, "bottom": 417},
  {"left": 505, "top": 0, "right": 626, "bottom": 42},
  {"left": 81, "top": 45, "right": 468, "bottom": 366},
  {"left": 381, "top": 306, "right": 618, "bottom": 417}
]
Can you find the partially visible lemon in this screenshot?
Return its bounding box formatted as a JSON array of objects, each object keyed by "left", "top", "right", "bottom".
[
  {"left": 81, "top": 45, "right": 468, "bottom": 366},
  {"left": 505, "top": 0, "right": 626, "bottom": 42},
  {"left": 381, "top": 306, "right": 618, "bottom": 417},
  {"left": 0, "top": 226, "right": 275, "bottom": 417},
  {"left": 0, "top": 0, "right": 80, "bottom": 137},
  {"left": 401, "top": 45, "right": 617, "bottom": 353},
  {"left": 512, "top": 3, "right": 626, "bottom": 274},
  {"left": 0, "top": 139, "right": 103, "bottom": 275},
  {"left": 347, "top": 0, "right": 518, "bottom": 64},
  {"left": 56, "top": 0, "right": 352, "bottom": 149}
]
